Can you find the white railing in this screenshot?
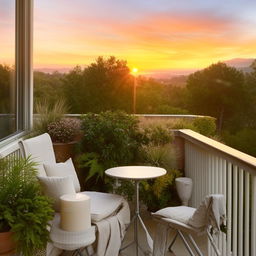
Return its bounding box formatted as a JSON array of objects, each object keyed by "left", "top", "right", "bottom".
[
  {"left": 0, "top": 140, "right": 22, "bottom": 160},
  {"left": 175, "top": 129, "right": 256, "bottom": 256}
]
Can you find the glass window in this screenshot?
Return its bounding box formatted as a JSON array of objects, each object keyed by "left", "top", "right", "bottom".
[{"left": 0, "top": 0, "right": 16, "bottom": 140}]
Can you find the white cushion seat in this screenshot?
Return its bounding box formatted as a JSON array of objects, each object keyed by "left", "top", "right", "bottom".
[
  {"left": 153, "top": 206, "right": 196, "bottom": 225},
  {"left": 81, "top": 191, "right": 123, "bottom": 222}
]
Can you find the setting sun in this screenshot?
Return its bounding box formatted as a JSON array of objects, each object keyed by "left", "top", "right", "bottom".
[{"left": 132, "top": 68, "right": 138, "bottom": 74}]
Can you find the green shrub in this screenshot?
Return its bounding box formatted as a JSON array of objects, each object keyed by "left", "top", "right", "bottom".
[
  {"left": 79, "top": 111, "right": 144, "bottom": 189},
  {"left": 193, "top": 117, "right": 216, "bottom": 136},
  {"left": 143, "top": 125, "right": 173, "bottom": 146},
  {"left": 139, "top": 144, "right": 176, "bottom": 170},
  {"left": 222, "top": 128, "right": 256, "bottom": 157},
  {"left": 0, "top": 157, "right": 54, "bottom": 256},
  {"left": 140, "top": 169, "right": 181, "bottom": 211},
  {"left": 166, "top": 117, "right": 216, "bottom": 137},
  {"left": 79, "top": 111, "right": 182, "bottom": 209},
  {"left": 168, "top": 120, "right": 195, "bottom": 131},
  {"left": 139, "top": 143, "right": 181, "bottom": 211}
]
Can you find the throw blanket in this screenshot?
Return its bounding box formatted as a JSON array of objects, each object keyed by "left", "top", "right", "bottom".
[{"left": 94, "top": 199, "right": 130, "bottom": 256}]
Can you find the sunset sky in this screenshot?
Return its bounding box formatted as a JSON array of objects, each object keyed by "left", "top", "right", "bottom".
[{"left": 1, "top": 0, "right": 256, "bottom": 76}]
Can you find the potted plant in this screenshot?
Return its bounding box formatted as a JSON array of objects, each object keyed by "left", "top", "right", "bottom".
[
  {"left": 48, "top": 117, "right": 82, "bottom": 162},
  {"left": 32, "top": 99, "right": 68, "bottom": 136},
  {"left": 0, "top": 157, "right": 54, "bottom": 256}
]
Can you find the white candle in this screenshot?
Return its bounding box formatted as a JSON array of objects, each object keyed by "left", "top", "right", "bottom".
[{"left": 60, "top": 193, "right": 91, "bottom": 232}]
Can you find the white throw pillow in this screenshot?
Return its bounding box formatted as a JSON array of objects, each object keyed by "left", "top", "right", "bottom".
[
  {"left": 37, "top": 176, "right": 76, "bottom": 211},
  {"left": 44, "top": 158, "right": 81, "bottom": 193}
]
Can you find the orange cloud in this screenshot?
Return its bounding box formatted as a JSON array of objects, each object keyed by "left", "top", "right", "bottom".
[{"left": 33, "top": 9, "right": 256, "bottom": 74}]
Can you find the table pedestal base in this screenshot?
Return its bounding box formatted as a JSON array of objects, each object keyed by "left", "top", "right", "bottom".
[{"left": 120, "top": 181, "right": 153, "bottom": 256}]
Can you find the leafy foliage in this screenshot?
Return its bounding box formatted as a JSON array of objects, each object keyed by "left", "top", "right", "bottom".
[
  {"left": 79, "top": 111, "right": 144, "bottom": 189},
  {"left": 193, "top": 117, "right": 216, "bottom": 136},
  {"left": 165, "top": 117, "right": 216, "bottom": 137},
  {"left": 140, "top": 170, "right": 181, "bottom": 211},
  {"left": 222, "top": 128, "right": 256, "bottom": 157},
  {"left": 34, "top": 71, "right": 65, "bottom": 107},
  {"left": 63, "top": 57, "right": 133, "bottom": 113},
  {"left": 0, "top": 64, "right": 14, "bottom": 114},
  {"left": 186, "top": 62, "right": 247, "bottom": 131},
  {"left": 143, "top": 125, "right": 173, "bottom": 146},
  {"left": 78, "top": 152, "right": 105, "bottom": 182},
  {"left": 0, "top": 157, "right": 54, "bottom": 256},
  {"left": 139, "top": 143, "right": 181, "bottom": 211}
]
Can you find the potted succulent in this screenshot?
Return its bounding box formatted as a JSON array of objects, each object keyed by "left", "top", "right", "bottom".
[
  {"left": 0, "top": 157, "right": 54, "bottom": 256},
  {"left": 48, "top": 117, "right": 82, "bottom": 162}
]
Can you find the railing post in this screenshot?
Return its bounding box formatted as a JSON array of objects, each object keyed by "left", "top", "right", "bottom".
[{"left": 173, "top": 131, "right": 185, "bottom": 173}]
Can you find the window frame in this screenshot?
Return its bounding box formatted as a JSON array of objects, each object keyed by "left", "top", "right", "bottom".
[{"left": 0, "top": 0, "right": 33, "bottom": 147}]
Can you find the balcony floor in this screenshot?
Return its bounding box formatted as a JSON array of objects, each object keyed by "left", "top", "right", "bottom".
[{"left": 61, "top": 210, "right": 208, "bottom": 256}]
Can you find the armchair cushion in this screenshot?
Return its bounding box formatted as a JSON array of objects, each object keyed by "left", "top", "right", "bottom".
[
  {"left": 81, "top": 191, "right": 123, "bottom": 222},
  {"left": 38, "top": 176, "right": 76, "bottom": 211},
  {"left": 44, "top": 158, "right": 81, "bottom": 192},
  {"left": 152, "top": 206, "right": 196, "bottom": 224}
]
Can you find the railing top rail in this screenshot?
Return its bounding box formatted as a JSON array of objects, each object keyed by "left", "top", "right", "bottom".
[{"left": 175, "top": 129, "right": 256, "bottom": 174}]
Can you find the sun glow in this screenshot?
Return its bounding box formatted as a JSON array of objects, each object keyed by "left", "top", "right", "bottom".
[{"left": 132, "top": 67, "right": 138, "bottom": 74}]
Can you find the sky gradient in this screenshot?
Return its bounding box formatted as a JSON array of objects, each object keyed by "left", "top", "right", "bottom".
[{"left": 1, "top": 0, "right": 256, "bottom": 76}]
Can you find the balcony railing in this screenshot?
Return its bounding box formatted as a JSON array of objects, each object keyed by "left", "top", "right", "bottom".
[{"left": 174, "top": 129, "right": 256, "bottom": 256}]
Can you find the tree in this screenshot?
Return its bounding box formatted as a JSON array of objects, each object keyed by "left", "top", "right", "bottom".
[
  {"left": 136, "top": 77, "right": 188, "bottom": 114},
  {"left": 63, "top": 56, "right": 133, "bottom": 113},
  {"left": 33, "top": 71, "right": 65, "bottom": 108},
  {"left": 186, "top": 62, "right": 247, "bottom": 132},
  {"left": 244, "top": 59, "right": 256, "bottom": 128},
  {"left": 0, "top": 64, "right": 14, "bottom": 113}
]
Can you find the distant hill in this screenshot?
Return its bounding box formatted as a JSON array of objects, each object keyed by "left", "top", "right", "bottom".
[{"left": 223, "top": 58, "right": 255, "bottom": 72}]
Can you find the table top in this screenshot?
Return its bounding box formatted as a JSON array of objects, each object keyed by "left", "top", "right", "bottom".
[{"left": 105, "top": 166, "right": 167, "bottom": 180}]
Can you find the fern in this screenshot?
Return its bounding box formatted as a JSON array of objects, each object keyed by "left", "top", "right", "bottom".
[{"left": 0, "top": 157, "right": 54, "bottom": 256}]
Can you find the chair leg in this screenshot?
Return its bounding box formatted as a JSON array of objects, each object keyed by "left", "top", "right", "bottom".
[
  {"left": 207, "top": 230, "right": 221, "bottom": 256},
  {"left": 168, "top": 231, "right": 178, "bottom": 252},
  {"left": 187, "top": 234, "right": 204, "bottom": 256},
  {"left": 177, "top": 230, "right": 196, "bottom": 256}
]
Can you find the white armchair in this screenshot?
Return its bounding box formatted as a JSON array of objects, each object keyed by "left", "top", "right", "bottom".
[{"left": 20, "top": 133, "right": 130, "bottom": 256}]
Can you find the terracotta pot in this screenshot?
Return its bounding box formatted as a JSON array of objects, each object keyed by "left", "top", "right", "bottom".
[
  {"left": 53, "top": 141, "right": 77, "bottom": 163},
  {"left": 0, "top": 231, "right": 16, "bottom": 256}
]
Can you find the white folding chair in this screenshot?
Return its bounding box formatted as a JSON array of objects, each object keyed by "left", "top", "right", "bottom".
[{"left": 152, "top": 194, "right": 225, "bottom": 256}]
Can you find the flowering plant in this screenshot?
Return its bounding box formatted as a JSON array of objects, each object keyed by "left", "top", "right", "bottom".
[{"left": 48, "top": 118, "right": 81, "bottom": 143}]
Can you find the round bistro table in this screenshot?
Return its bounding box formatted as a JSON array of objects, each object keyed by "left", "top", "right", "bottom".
[{"left": 105, "top": 166, "right": 167, "bottom": 256}]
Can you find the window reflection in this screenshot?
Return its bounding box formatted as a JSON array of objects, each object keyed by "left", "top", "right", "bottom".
[{"left": 0, "top": 0, "right": 16, "bottom": 140}]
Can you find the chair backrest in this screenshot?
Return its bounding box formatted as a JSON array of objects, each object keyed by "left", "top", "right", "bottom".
[
  {"left": 188, "top": 194, "right": 225, "bottom": 231},
  {"left": 20, "top": 133, "right": 56, "bottom": 176}
]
